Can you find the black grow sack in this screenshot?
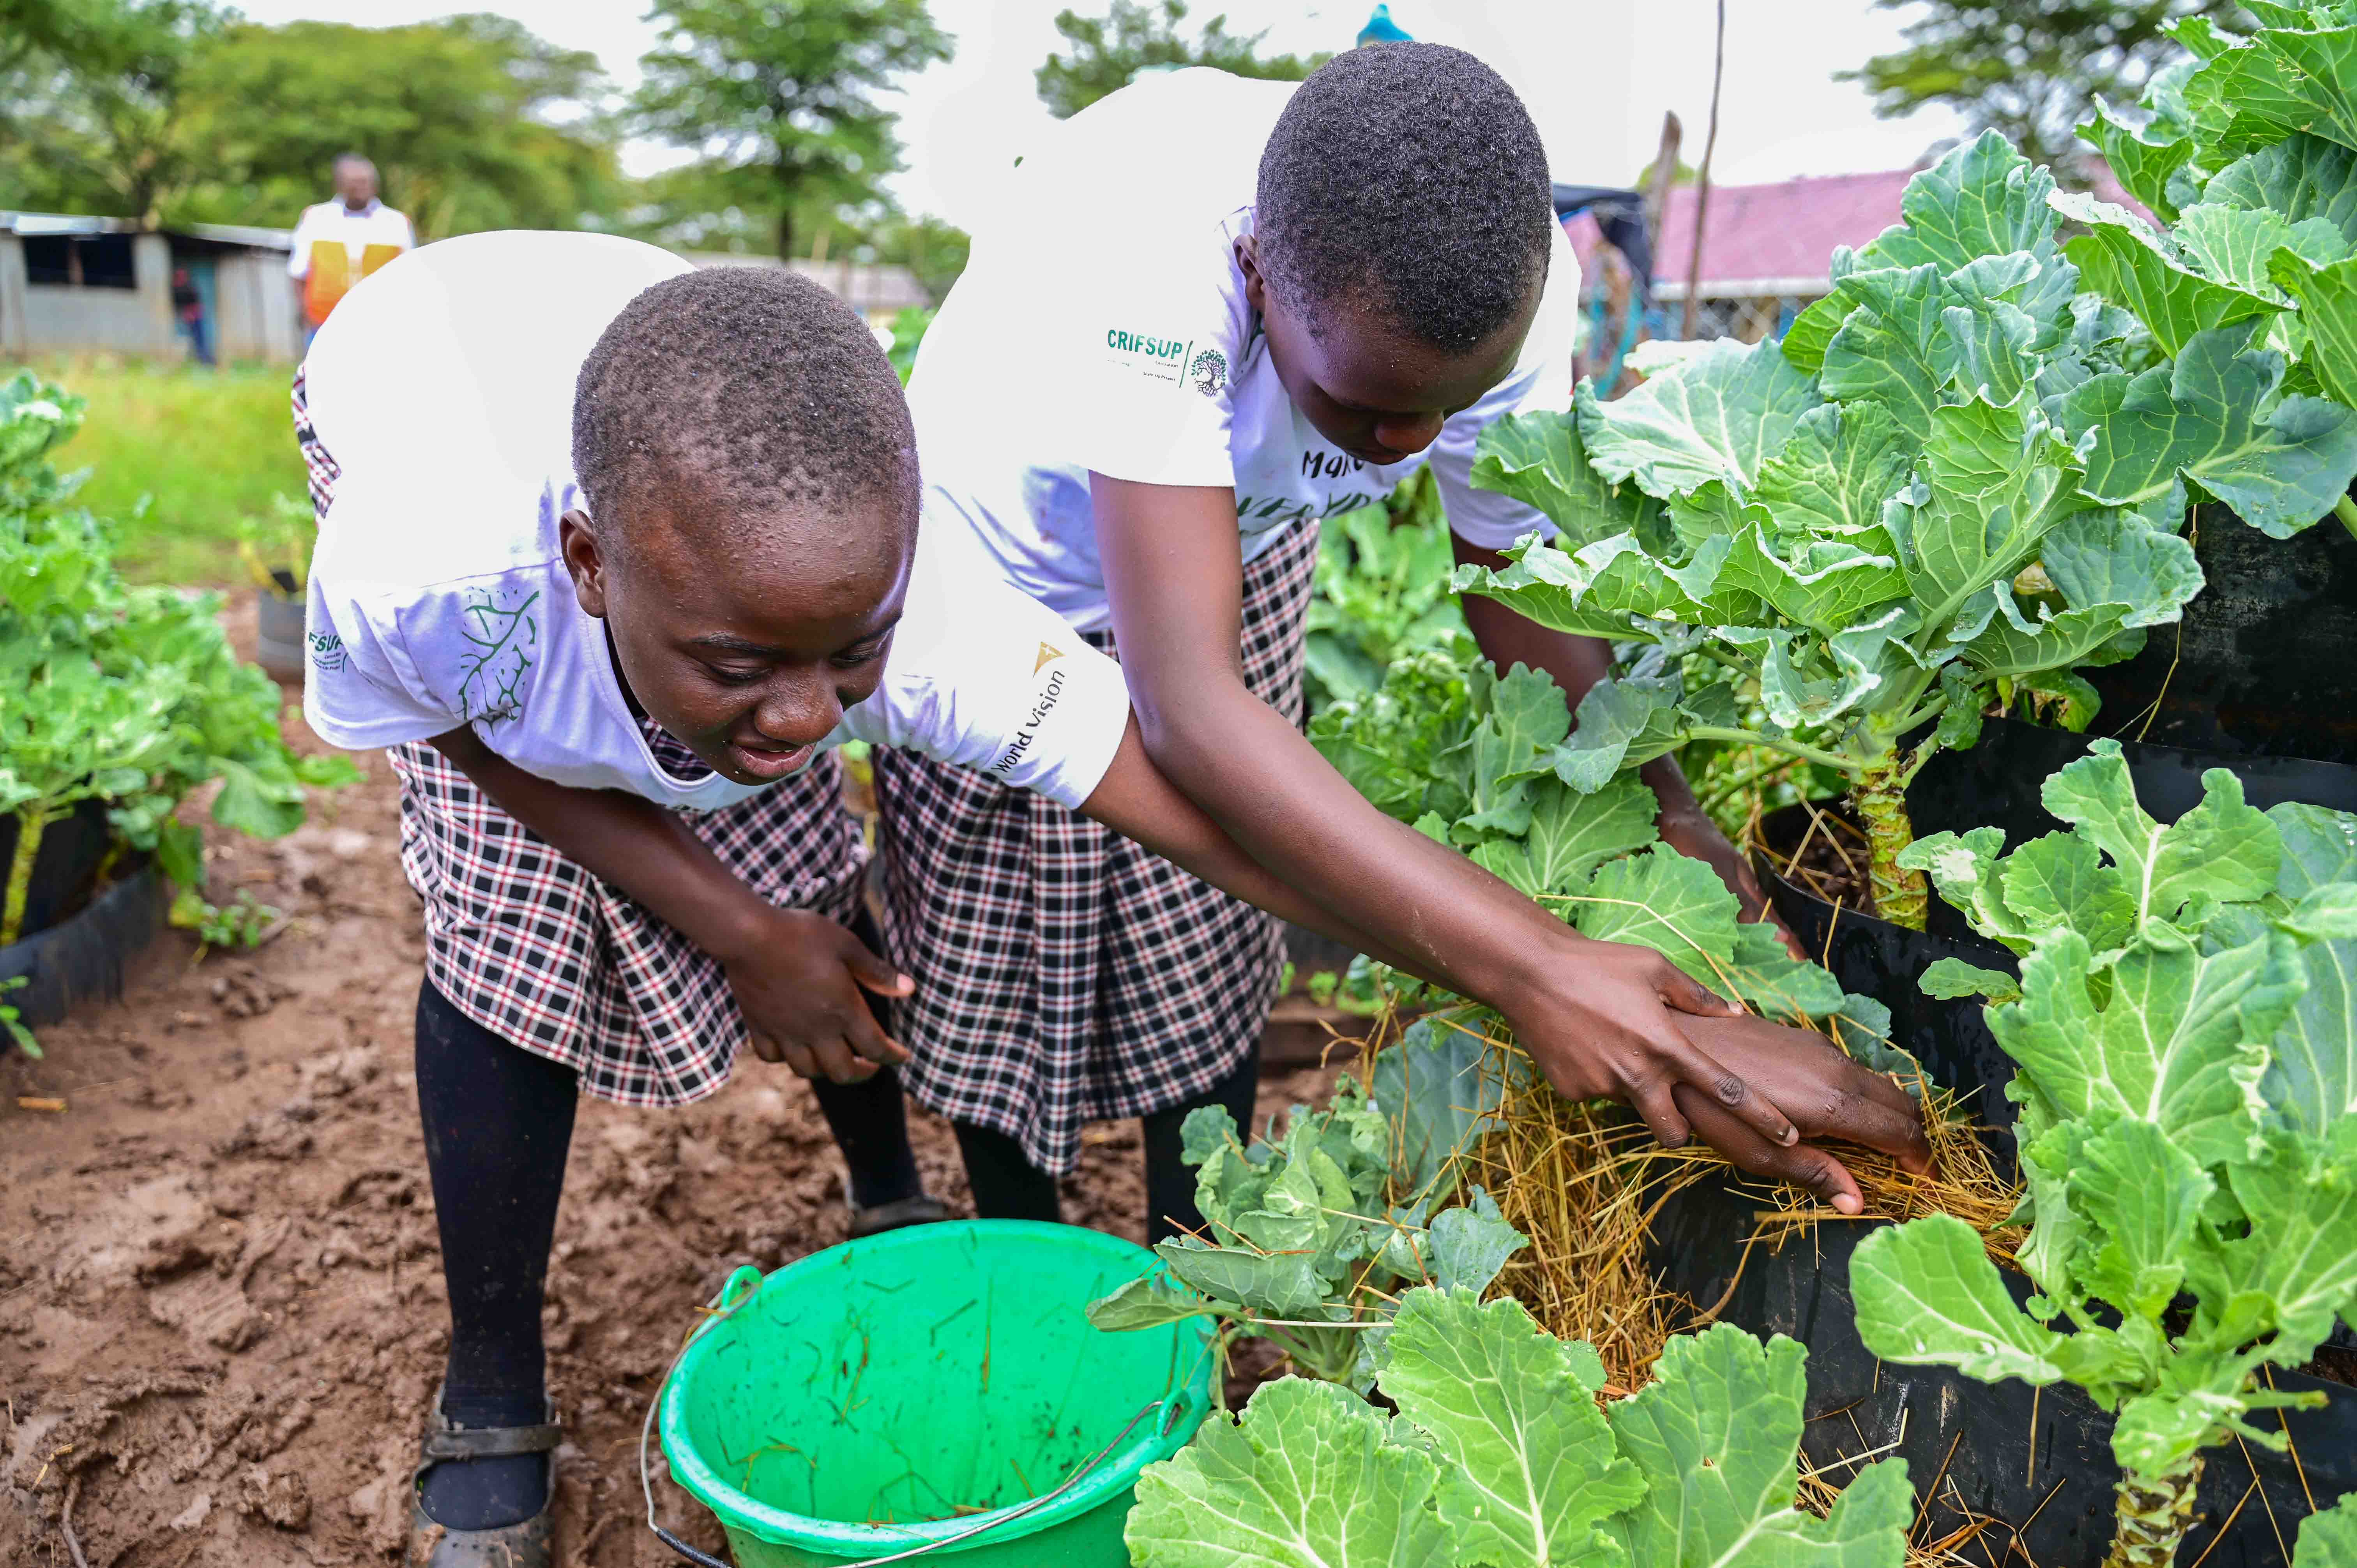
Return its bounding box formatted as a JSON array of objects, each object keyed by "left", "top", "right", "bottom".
[
  {"left": 0, "top": 861, "right": 164, "bottom": 1028},
  {"left": 1649, "top": 810, "right": 2357, "bottom": 1566},
  {"left": 1650, "top": 1176, "right": 2357, "bottom": 1568},
  {"left": 0, "top": 798, "right": 117, "bottom": 944},
  {"left": 2082, "top": 502, "right": 2357, "bottom": 766},
  {"left": 1910, "top": 718, "right": 2357, "bottom": 852}
]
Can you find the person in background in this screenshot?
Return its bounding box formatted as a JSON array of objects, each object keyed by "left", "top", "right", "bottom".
[
  {"left": 170, "top": 265, "right": 212, "bottom": 366},
  {"left": 288, "top": 152, "right": 414, "bottom": 343}
]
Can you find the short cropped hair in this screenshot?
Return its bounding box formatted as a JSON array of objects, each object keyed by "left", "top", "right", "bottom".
[
  {"left": 571, "top": 267, "right": 917, "bottom": 548},
  {"left": 1256, "top": 43, "right": 1553, "bottom": 351}
]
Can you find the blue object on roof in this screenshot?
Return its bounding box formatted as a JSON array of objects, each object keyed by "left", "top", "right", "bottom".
[{"left": 1358, "top": 5, "right": 1412, "bottom": 45}]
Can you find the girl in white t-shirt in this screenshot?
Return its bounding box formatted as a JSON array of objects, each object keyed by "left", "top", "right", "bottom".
[
  {"left": 299, "top": 232, "right": 1396, "bottom": 1567},
  {"left": 889, "top": 49, "right": 1932, "bottom": 1226}
]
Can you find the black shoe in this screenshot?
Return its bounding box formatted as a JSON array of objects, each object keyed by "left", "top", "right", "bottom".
[
  {"left": 405, "top": 1385, "right": 561, "bottom": 1567},
  {"left": 848, "top": 1194, "right": 949, "bottom": 1238}
]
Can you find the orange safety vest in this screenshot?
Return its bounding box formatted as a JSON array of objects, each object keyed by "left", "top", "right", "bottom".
[{"left": 304, "top": 240, "right": 405, "bottom": 327}]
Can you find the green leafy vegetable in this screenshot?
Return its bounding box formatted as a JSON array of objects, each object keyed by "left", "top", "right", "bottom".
[
  {"left": 1304, "top": 475, "right": 1474, "bottom": 716},
  {"left": 1126, "top": 1290, "right": 1911, "bottom": 1568},
  {"left": 1310, "top": 651, "right": 1895, "bottom": 1062},
  {"left": 0, "top": 373, "right": 357, "bottom": 946},
  {"left": 1452, "top": 133, "right": 2262, "bottom": 929},
  {"left": 1090, "top": 1023, "right": 1526, "bottom": 1386},
  {"left": 1856, "top": 747, "right": 2357, "bottom": 1568},
  {"left": 2065, "top": 4, "right": 2357, "bottom": 542}
]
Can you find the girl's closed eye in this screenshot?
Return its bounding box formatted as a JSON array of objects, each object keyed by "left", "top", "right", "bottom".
[
  {"left": 831, "top": 634, "right": 891, "bottom": 670},
  {"left": 701, "top": 662, "right": 767, "bottom": 686}
]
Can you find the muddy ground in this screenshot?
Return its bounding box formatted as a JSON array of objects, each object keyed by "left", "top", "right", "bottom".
[{"left": 0, "top": 608, "right": 1339, "bottom": 1568}]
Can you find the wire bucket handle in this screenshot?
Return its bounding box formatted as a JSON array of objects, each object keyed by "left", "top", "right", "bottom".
[{"left": 640, "top": 1264, "right": 1197, "bottom": 1568}]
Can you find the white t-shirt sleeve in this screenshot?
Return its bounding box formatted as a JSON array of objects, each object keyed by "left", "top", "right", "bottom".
[
  {"left": 1433, "top": 227, "right": 1583, "bottom": 553},
  {"left": 836, "top": 533, "right": 1131, "bottom": 808},
  {"left": 300, "top": 575, "right": 464, "bottom": 751},
  {"left": 1041, "top": 231, "right": 1243, "bottom": 491}
]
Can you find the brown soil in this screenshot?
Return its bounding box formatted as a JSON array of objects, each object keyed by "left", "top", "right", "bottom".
[
  {"left": 1, "top": 604, "right": 1338, "bottom": 1568},
  {"left": 1754, "top": 802, "right": 1878, "bottom": 919}
]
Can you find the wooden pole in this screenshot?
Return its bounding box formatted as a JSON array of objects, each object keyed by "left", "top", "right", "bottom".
[
  {"left": 1642, "top": 111, "right": 1682, "bottom": 256},
  {"left": 1681, "top": 0, "right": 1726, "bottom": 342}
]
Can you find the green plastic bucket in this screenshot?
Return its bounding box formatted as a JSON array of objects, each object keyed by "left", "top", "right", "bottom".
[{"left": 654, "top": 1220, "right": 1209, "bottom": 1566}]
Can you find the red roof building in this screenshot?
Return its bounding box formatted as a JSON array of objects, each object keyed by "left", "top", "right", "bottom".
[
  {"left": 1566, "top": 159, "right": 2147, "bottom": 350},
  {"left": 1570, "top": 162, "right": 2150, "bottom": 304}
]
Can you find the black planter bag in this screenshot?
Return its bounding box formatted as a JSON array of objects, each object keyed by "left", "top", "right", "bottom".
[
  {"left": 2082, "top": 504, "right": 2357, "bottom": 766},
  {"left": 1911, "top": 718, "right": 2357, "bottom": 852},
  {"left": 0, "top": 861, "right": 164, "bottom": 1028},
  {"left": 0, "top": 798, "right": 118, "bottom": 944},
  {"left": 1650, "top": 1174, "right": 2357, "bottom": 1568},
  {"left": 1645, "top": 807, "right": 2355, "bottom": 1565}
]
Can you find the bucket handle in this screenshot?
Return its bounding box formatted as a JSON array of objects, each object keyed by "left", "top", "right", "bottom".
[{"left": 640, "top": 1266, "right": 1200, "bottom": 1568}]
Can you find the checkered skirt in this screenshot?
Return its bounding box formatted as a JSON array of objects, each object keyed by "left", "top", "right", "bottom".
[
  {"left": 872, "top": 522, "right": 1322, "bottom": 1176},
  {"left": 294, "top": 368, "right": 867, "bottom": 1107}
]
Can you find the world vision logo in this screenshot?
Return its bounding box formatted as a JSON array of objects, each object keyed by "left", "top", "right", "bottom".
[{"left": 993, "top": 662, "right": 1072, "bottom": 776}]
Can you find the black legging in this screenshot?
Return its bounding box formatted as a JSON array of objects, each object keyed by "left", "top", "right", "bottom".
[
  {"left": 412, "top": 959, "right": 1258, "bottom": 1527},
  {"left": 951, "top": 1036, "right": 1262, "bottom": 1244},
  {"left": 412, "top": 966, "right": 919, "bottom": 1530}
]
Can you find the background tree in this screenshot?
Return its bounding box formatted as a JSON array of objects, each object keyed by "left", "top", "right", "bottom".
[
  {"left": 175, "top": 14, "right": 620, "bottom": 236},
  {"left": 629, "top": 0, "right": 951, "bottom": 258},
  {"left": 0, "top": 8, "right": 617, "bottom": 233},
  {"left": 1841, "top": 0, "right": 2246, "bottom": 176},
  {"left": 1036, "top": 0, "right": 1320, "bottom": 119},
  {"left": 0, "top": 0, "right": 222, "bottom": 223}
]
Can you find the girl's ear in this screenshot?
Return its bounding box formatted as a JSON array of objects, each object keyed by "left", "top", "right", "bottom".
[
  {"left": 558, "top": 508, "right": 610, "bottom": 618},
  {"left": 1234, "top": 234, "right": 1267, "bottom": 313}
]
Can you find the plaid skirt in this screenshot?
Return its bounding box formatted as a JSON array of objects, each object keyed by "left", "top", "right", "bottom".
[
  {"left": 296, "top": 369, "right": 867, "bottom": 1108},
  {"left": 872, "top": 522, "right": 1322, "bottom": 1175}
]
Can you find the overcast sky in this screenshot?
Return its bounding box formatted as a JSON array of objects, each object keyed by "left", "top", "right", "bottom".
[{"left": 229, "top": 0, "right": 1963, "bottom": 230}]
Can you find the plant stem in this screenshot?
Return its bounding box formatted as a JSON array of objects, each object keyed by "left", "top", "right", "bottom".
[
  {"left": 2, "top": 806, "right": 53, "bottom": 949},
  {"left": 1684, "top": 726, "right": 1855, "bottom": 776},
  {"left": 2337, "top": 493, "right": 2357, "bottom": 544},
  {"left": 1853, "top": 754, "right": 1926, "bottom": 931},
  {"left": 2103, "top": 1460, "right": 2202, "bottom": 1568}
]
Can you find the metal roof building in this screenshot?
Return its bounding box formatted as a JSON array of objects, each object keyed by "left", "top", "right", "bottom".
[
  {"left": 1, "top": 212, "right": 305, "bottom": 363},
  {"left": 1, "top": 215, "right": 935, "bottom": 364}
]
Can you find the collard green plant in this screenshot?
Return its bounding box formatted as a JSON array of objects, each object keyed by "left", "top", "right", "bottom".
[
  {"left": 1451, "top": 132, "right": 2357, "bottom": 929},
  {"left": 1124, "top": 1287, "right": 1913, "bottom": 1568},
  {"left": 1853, "top": 742, "right": 2357, "bottom": 1568},
  {"left": 2078, "top": 0, "right": 2357, "bottom": 541},
  {"left": 235, "top": 493, "right": 320, "bottom": 595},
  {"left": 0, "top": 373, "right": 356, "bottom": 946},
  {"left": 1302, "top": 473, "right": 1473, "bottom": 717},
  {"left": 1310, "top": 651, "right": 1906, "bottom": 1075},
  {"left": 1088, "top": 1019, "right": 1529, "bottom": 1385},
  {"left": 2, "top": 975, "right": 36, "bottom": 1059}
]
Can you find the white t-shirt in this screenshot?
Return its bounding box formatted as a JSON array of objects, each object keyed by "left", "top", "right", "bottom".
[
  {"left": 286, "top": 198, "right": 416, "bottom": 279},
  {"left": 906, "top": 68, "right": 1581, "bottom": 634},
  {"left": 300, "top": 230, "right": 1131, "bottom": 813}
]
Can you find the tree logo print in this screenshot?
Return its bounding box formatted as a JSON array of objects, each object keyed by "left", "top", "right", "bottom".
[
  {"left": 1189, "top": 348, "right": 1228, "bottom": 398},
  {"left": 454, "top": 588, "right": 540, "bottom": 727}
]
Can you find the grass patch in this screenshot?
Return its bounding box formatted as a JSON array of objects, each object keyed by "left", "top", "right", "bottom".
[{"left": 13, "top": 354, "right": 305, "bottom": 587}]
